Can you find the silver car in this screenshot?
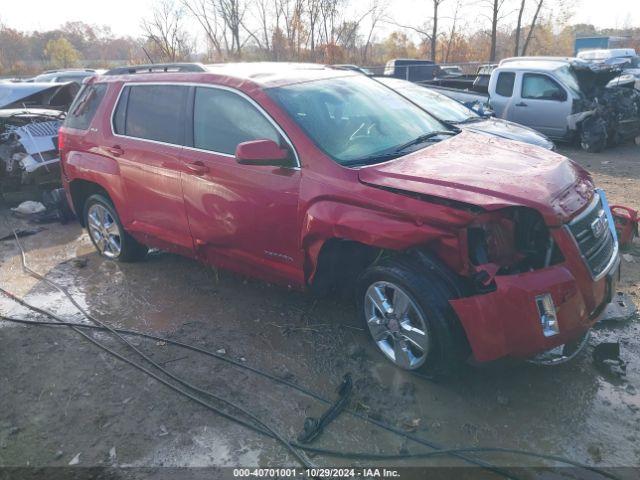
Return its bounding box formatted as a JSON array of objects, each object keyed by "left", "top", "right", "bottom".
[{"left": 377, "top": 77, "right": 555, "bottom": 150}]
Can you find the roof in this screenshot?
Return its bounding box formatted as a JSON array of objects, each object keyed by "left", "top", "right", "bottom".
[
  {"left": 98, "top": 62, "right": 354, "bottom": 89},
  {"left": 497, "top": 59, "right": 572, "bottom": 71}
]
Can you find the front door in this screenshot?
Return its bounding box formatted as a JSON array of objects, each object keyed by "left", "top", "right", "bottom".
[
  {"left": 180, "top": 86, "right": 303, "bottom": 286},
  {"left": 507, "top": 73, "right": 571, "bottom": 138}
]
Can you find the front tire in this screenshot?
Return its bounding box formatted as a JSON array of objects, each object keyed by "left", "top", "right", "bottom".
[
  {"left": 84, "top": 194, "right": 147, "bottom": 262},
  {"left": 579, "top": 116, "right": 607, "bottom": 153},
  {"left": 357, "top": 255, "right": 468, "bottom": 377}
]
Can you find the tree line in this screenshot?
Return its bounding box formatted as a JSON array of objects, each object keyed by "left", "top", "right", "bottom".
[{"left": 1, "top": 0, "right": 639, "bottom": 76}]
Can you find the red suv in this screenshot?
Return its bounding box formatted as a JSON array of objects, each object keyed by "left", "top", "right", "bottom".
[{"left": 59, "top": 63, "right": 622, "bottom": 376}]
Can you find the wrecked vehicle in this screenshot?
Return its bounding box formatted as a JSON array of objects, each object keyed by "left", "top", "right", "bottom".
[
  {"left": 489, "top": 58, "right": 640, "bottom": 152},
  {"left": 59, "top": 63, "right": 625, "bottom": 376},
  {"left": 0, "top": 82, "right": 77, "bottom": 194}
]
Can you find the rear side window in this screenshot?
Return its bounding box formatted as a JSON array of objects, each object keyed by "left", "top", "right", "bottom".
[
  {"left": 193, "top": 87, "right": 279, "bottom": 155},
  {"left": 64, "top": 83, "right": 107, "bottom": 130},
  {"left": 495, "top": 72, "right": 515, "bottom": 97},
  {"left": 115, "top": 85, "right": 188, "bottom": 145}
]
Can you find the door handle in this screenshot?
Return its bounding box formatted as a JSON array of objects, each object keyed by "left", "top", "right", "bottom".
[
  {"left": 515, "top": 102, "right": 528, "bottom": 107},
  {"left": 184, "top": 161, "right": 209, "bottom": 175},
  {"left": 106, "top": 145, "right": 124, "bottom": 157}
]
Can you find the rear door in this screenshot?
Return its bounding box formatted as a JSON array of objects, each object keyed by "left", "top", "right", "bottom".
[
  {"left": 507, "top": 73, "right": 571, "bottom": 138},
  {"left": 109, "top": 83, "right": 193, "bottom": 254},
  {"left": 180, "top": 85, "right": 303, "bottom": 285}
]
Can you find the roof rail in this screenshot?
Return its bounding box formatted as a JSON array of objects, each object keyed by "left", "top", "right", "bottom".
[
  {"left": 499, "top": 56, "right": 574, "bottom": 65},
  {"left": 104, "top": 63, "right": 207, "bottom": 75}
]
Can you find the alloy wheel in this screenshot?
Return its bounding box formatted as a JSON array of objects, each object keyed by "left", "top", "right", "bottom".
[
  {"left": 364, "top": 281, "right": 430, "bottom": 370},
  {"left": 87, "top": 203, "right": 122, "bottom": 259}
]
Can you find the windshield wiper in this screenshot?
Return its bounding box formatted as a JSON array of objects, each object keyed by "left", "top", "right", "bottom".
[
  {"left": 342, "top": 151, "right": 404, "bottom": 167},
  {"left": 454, "top": 116, "right": 483, "bottom": 124},
  {"left": 392, "top": 130, "right": 457, "bottom": 153},
  {"left": 342, "top": 130, "right": 458, "bottom": 167}
]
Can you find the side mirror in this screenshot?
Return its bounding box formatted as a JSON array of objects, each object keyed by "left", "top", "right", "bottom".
[
  {"left": 235, "top": 139, "right": 291, "bottom": 166},
  {"left": 551, "top": 90, "right": 567, "bottom": 101}
]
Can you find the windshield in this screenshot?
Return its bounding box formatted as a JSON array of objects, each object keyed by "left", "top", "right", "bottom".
[
  {"left": 381, "top": 79, "right": 478, "bottom": 123},
  {"left": 554, "top": 66, "right": 582, "bottom": 97},
  {"left": 269, "top": 75, "right": 451, "bottom": 165}
]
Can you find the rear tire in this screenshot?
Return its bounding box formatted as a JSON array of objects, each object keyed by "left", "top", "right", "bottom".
[
  {"left": 357, "top": 255, "right": 469, "bottom": 378},
  {"left": 84, "top": 194, "right": 147, "bottom": 262}
]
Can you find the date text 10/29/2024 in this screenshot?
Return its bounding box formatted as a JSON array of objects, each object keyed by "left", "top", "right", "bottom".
[{"left": 233, "top": 468, "right": 401, "bottom": 478}]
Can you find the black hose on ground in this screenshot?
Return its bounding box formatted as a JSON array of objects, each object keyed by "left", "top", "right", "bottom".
[
  {"left": 3, "top": 232, "right": 315, "bottom": 469},
  {"left": 0, "top": 315, "right": 621, "bottom": 479},
  {"left": 0, "top": 233, "right": 621, "bottom": 480},
  {"left": 3, "top": 231, "right": 513, "bottom": 476}
]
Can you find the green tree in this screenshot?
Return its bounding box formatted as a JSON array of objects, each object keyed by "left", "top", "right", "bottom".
[{"left": 44, "top": 37, "right": 80, "bottom": 68}]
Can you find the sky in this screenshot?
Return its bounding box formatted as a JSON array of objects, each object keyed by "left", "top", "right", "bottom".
[{"left": 0, "top": 0, "right": 637, "bottom": 39}]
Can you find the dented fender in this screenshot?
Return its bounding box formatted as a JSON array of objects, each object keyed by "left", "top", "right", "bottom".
[{"left": 300, "top": 197, "right": 469, "bottom": 283}]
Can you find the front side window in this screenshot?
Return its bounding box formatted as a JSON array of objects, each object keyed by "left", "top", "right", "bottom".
[
  {"left": 554, "top": 66, "right": 581, "bottom": 97},
  {"left": 522, "top": 74, "right": 566, "bottom": 101},
  {"left": 269, "top": 75, "right": 450, "bottom": 165},
  {"left": 118, "top": 85, "right": 188, "bottom": 144},
  {"left": 64, "top": 83, "right": 107, "bottom": 130},
  {"left": 193, "top": 87, "right": 280, "bottom": 155},
  {"left": 495, "top": 72, "right": 515, "bottom": 97}
]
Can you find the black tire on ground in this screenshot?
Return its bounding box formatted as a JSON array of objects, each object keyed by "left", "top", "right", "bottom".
[
  {"left": 83, "top": 194, "right": 148, "bottom": 262},
  {"left": 579, "top": 116, "right": 608, "bottom": 153},
  {"left": 356, "top": 255, "right": 469, "bottom": 378}
]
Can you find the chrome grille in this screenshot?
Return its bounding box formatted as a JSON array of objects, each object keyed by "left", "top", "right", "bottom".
[{"left": 567, "top": 195, "right": 616, "bottom": 277}]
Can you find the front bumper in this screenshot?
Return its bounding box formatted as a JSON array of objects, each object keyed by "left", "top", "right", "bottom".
[
  {"left": 450, "top": 190, "right": 622, "bottom": 363},
  {"left": 450, "top": 258, "right": 618, "bottom": 362}
]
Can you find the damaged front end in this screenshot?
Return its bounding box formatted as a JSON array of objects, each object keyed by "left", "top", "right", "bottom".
[
  {"left": 567, "top": 60, "right": 640, "bottom": 152},
  {"left": 0, "top": 110, "right": 65, "bottom": 193},
  {"left": 450, "top": 190, "right": 625, "bottom": 363}
]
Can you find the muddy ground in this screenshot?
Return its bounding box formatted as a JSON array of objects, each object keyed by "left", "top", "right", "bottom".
[{"left": 0, "top": 144, "right": 639, "bottom": 479}]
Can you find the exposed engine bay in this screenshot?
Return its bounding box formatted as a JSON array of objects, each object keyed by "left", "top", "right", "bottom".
[
  {"left": 0, "top": 110, "right": 64, "bottom": 193},
  {"left": 568, "top": 61, "right": 640, "bottom": 152},
  {"left": 0, "top": 82, "right": 76, "bottom": 195}
]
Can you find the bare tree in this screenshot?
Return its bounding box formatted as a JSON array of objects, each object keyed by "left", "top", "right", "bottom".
[
  {"left": 181, "top": 0, "right": 249, "bottom": 60},
  {"left": 481, "top": 0, "right": 510, "bottom": 61},
  {"left": 522, "top": 0, "right": 543, "bottom": 55},
  {"left": 444, "top": 0, "right": 462, "bottom": 62},
  {"left": 430, "top": 0, "right": 447, "bottom": 62},
  {"left": 514, "top": 0, "right": 526, "bottom": 55},
  {"left": 142, "top": 0, "right": 193, "bottom": 62},
  {"left": 362, "top": 0, "right": 388, "bottom": 64}
]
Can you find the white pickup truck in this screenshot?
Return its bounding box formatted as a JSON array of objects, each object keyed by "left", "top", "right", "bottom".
[
  {"left": 489, "top": 57, "right": 640, "bottom": 151},
  {"left": 430, "top": 57, "right": 640, "bottom": 152}
]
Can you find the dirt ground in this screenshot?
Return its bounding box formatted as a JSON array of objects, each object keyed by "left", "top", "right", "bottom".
[{"left": 0, "top": 143, "right": 639, "bottom": 479}]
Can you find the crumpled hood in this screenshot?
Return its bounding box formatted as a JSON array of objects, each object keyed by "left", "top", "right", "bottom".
[
  {"left": 571, "top": 60, "right": 626, "bottom": 93},
  {"left": 461, "top": 117, "right": 554, "bottom": 150},
  {"left": 0, "top": 82, "right": 78, "bottom": 110},
  {"left": 358, "top": 131, "right": 593, "bottom": 225}
]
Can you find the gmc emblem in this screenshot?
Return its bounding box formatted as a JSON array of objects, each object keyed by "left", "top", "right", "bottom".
[{"left": 590, "top": 211, "right": 607, "bottom": 238}]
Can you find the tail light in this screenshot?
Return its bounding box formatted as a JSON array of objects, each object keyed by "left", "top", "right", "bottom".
[
  {"left": 57, "top": 129, "right": 66, "bottom": 152},
  {"left": 57, "top": 129, "right": 67, "bottom": 179}
]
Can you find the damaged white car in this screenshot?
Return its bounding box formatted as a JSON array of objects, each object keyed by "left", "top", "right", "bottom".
[
  {"left": 489, "top": 57, "right": 640, "bottom": 152},
  {"left": 0, "top": 82, "right": 78, "bottom": 194}
]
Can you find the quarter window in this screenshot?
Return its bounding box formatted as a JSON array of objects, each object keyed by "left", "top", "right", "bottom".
[
  {"left": 193, "top": 87, "right": 280, "bottom": 155},
  {"left": 64, "top": 83, "right": 107, "bottom": 130},
  {"left": 522, "top": 74, "right": 566, "bottom": 101},
  {"left": 495, "top": 72, "right": 515, "bottom": 97},
  {"left": 117, "top": 85, "right": 188, "bottom": 144}
]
